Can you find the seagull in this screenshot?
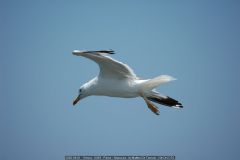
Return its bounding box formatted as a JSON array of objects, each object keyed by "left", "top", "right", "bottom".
[{"left": 72, "top": 50, "right": 183, "bottom": 115}]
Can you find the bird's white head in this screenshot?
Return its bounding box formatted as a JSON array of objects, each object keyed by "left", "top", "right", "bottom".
[{"left": 73, "top": 85, "right": 88, "bottom": 106}]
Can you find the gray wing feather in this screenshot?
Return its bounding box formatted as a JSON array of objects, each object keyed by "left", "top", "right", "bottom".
[{"left": 72, "top": 50, "right": 138, "bottom": 79}]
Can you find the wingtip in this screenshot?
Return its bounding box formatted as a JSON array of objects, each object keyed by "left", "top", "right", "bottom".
[
  {"left": 99, "top": 49, "right": 115, "bottom": 54},
  {"left": 72, "top": 50, "right": 81, "bottom": 55},
  {"left": 174, "top": 102, "right": 183, "bottom": 108},
  {"left": 72, "top": 49, "right": 115, "bottom": 55}
]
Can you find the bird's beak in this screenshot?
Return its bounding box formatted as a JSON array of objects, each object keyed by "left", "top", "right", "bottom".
[{"left": 73, "top": 95, "right": 81, "bottom": 105}]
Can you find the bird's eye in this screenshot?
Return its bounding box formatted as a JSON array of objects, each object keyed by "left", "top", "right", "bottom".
[{"left": 79, "top": 89, "right": 82, "bottom": 93}]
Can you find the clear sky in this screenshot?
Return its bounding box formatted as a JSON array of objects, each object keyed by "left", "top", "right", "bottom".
[{"left": 1, "top": 1, "right": 240, "bottom": 160}]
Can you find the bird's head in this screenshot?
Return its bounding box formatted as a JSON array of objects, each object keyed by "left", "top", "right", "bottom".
[{"left": 73, "top": 86, "right": 88, "bottom": 106}]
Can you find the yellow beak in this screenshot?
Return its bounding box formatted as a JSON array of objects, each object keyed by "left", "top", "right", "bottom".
[{"left": 73, "top": 95, "right": 81, "bottom": 105}]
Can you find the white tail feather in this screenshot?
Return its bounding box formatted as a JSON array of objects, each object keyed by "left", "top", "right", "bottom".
[{"left": 141, "top": 75, "right": 176, "bottom": 91}]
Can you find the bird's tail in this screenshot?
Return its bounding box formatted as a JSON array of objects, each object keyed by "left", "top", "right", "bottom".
[
  {"left": 146, "top": 92, "right": 183, "bottom": 108},
  {"left": 140, "top": 75, "right": 176, "bottom": 91}
]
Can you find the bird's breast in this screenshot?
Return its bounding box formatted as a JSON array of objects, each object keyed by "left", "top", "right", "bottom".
[{"left": 93, "top": 78, "right": 139, "bottom": 98}]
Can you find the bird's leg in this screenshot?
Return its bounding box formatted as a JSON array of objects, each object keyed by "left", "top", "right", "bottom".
[
  {"left": 145, "top": 99, "right": 160, "bottom": 115},
  {"left": 140, "top": 93, "right": 160, "bottom": 115}
]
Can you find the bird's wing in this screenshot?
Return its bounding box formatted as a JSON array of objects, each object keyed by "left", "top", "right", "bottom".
[{"left": 72, "top": 50, "right": 138, "bottom": 79}]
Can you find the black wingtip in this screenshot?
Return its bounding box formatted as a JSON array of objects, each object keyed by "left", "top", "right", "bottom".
[
  {"left": 175, "top": 103, "right": 183, "bottom": 108},
  {"left": 98, "top": 49, "right": 115, "bottom": 54},
  {"left": 147, "top": 96, "right": 183, "bottom": 109}
]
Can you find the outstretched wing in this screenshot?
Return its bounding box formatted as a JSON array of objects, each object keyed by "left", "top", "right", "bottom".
[{"left": 72, "top": 50, "right": 138, "bottom": 79}]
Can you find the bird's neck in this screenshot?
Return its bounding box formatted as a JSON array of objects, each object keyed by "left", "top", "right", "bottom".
[{"left": 84, "top": 77, "right": 98, "bottom": 96}]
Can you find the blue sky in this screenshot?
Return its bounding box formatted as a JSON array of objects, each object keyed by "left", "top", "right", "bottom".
[{"left": 1, "top": 1, "right": 240, "bottom": 160}]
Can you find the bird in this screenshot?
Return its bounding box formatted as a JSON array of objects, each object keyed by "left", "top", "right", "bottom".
[{"left": 72, "top": 50, "right": 183, "bottom": 115}]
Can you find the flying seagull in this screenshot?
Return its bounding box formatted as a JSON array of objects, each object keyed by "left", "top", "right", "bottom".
[{"left": 72, "top": 50, "right": 183, "bottom": 115}]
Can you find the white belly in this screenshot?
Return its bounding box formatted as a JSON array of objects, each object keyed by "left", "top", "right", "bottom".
[{"left": 93, "top": 78, "right": 140, "bottom": 98}]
